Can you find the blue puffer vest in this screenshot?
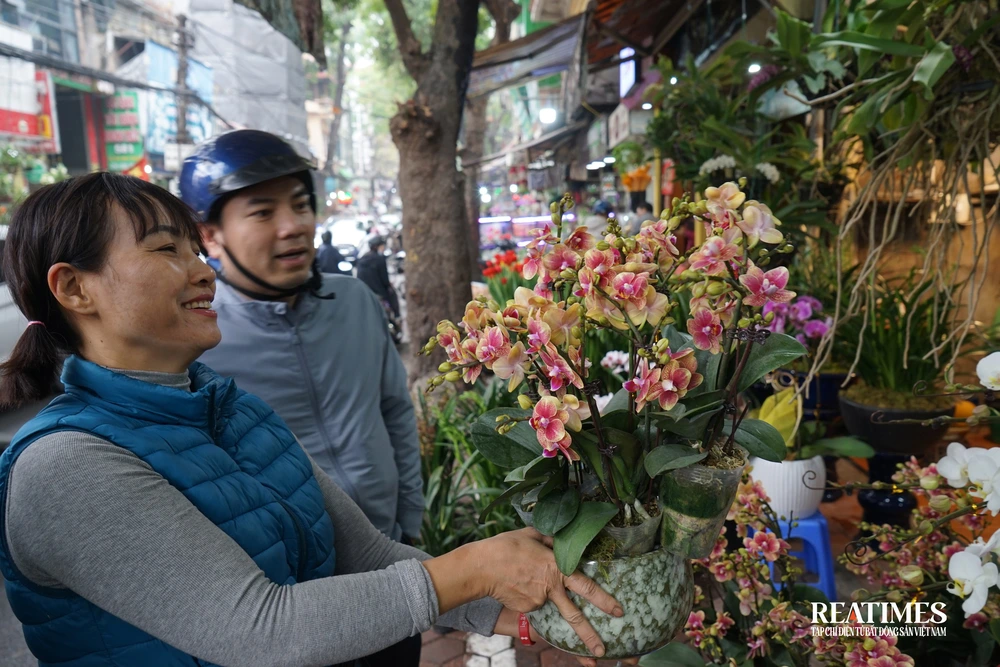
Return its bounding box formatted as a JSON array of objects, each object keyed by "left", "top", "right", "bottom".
[{"left": 0, "top": 356, "right": 336, "bottom": 666}]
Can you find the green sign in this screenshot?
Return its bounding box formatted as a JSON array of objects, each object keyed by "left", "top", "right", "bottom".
[{"left": 104, "top": 91, "right": 143, "bottom": 172}]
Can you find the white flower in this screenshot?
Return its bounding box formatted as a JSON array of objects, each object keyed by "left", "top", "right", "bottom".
[
  {"left": 937, "top": 442, "right": 973, "bottom": 488},
  {"left": 594, "top": 393, "right": 615, "bottom": 415},
  {"left": 966, "top": 531, "right": 1000, "bottom": 560},
  {"left": 948, "top": 550, "right": 998, "bottom": 617},
  {"left": 755, "top": 162, "right": 781, "bottom": 185},
  {"left": 967, "top": 451, "right": 1000, "bottom": 514},
  {"left": 600, "top": 350, "right": 630, "bottom": 376},
  {"left": 978, "top": 351, "right": 1000, "bottom": 390},
  {"left": 698, "top": 154, "right": 737, "bottom": 176}
]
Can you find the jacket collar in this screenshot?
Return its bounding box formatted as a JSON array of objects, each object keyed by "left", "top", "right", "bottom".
[
  {"left": 60, "top": 355, "right": 237, "bottom": 429},
  {"left": 213, "top": 279, "right": 321, "bottom": 323}
]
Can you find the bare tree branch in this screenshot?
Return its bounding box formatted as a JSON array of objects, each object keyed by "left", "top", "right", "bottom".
[{"left": 384, "top": 0, "right": 429, "bottom": 81}]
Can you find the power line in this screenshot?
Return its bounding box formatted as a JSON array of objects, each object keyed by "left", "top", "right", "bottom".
[{"left": 0, "top": 39, "right": 233, "bottom": 128}]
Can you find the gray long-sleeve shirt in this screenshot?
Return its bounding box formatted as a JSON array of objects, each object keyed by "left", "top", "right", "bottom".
[
  {"left": 2, "top": 367, "right": 501, "bottom": 667},
  {"left": 198, "top": 275, "right": 424, "bottom": 541}
]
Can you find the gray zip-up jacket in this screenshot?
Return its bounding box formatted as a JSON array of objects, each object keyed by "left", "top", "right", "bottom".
[{"left": 198, "top": 274, "right": 423, "bottom": 541}]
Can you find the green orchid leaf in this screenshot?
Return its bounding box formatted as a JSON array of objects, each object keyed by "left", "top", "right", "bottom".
[
  {"left": 533, "top": 487, "right": 581, "bottom": 536},
  {"left": 799, "top": 437, "right": 875, "bottom": 460},
  {"left": 639, "top": 642, "right": 705, "bottom": 667},
  {"left": 504, "top": 455, "right": 560, "bottom": 483},
  {"left": 811, "top": 31, "right": 926, "bottom": 57},
  {"left": 913, "top": 41, "right": 956, "bottom": 98},
  {"left": 737, "top": 333, "right": 807, "bottom": 393},
  {"left": 681, "top": 389, "right": 726, "bottom": 416},
  {"left": 656, "top": 407, "right": 721, "bottom": 440},
  {"left": 553, "top": 501, "right": 618, "bottom": 575},
  {"left": 733, "top": 418, "right": 787, "bottom": 462},
  {"left": 644, "top": 444, "right": 708, "bottom": 477},
  {"left": 470, "top": 409, "right": 541, "bottom": 469},
  {"left": 478, "top": 476, "right": 547, "bottom": 524},
  {"left": 650, "top": 403, "right": 687, "bottom": 422}
]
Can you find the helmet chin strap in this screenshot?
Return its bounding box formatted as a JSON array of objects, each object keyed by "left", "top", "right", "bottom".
[{"left": 217, "top": 245, "right": 335, "bottom": 302}]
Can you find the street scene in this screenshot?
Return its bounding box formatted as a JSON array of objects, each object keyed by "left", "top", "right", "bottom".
[{"left": 1, "top": 0, "right": 1000, "bottom": 666}]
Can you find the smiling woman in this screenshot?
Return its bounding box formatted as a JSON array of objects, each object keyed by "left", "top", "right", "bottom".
[{"left": 0, "top": 173, "right": 220, "bottom": 406}]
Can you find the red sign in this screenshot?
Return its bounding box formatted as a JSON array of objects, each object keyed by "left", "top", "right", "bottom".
[{"left": 34, "top": 70, "right": 61, "bottom": 154}]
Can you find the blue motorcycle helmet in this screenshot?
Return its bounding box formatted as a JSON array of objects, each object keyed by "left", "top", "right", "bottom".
[{"left": 179, "top": 130, "right": 333, "bottom": 301}]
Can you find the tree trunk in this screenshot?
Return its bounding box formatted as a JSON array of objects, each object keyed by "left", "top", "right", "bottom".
[
  {"left": 463, "top": 95, "right": 487, "bottom": 280},
  {"left": 462, "top": 0, "right": 518, "bottom": 281},
  {"left": 323, "top": 21, "right": 351, "bottom": 175},
  {"left": 390, "top": 0, "right": 481, "bottom": 380}
]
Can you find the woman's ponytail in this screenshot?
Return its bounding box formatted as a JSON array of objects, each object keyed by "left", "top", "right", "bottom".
[{"left": 0, "top": 321, "right": 62, "bottom": 409}]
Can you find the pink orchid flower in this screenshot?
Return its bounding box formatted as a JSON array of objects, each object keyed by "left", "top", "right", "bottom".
[
  {"left": 625, "top": 286, "right": 670, "bottom": 329},
  {"left": 525, "top": 317, "right": 551, "bottom": 353},
  {"left": 574, "top": 268, "right": 597, "bottom": 297},
  {"left": 585, "top": 292, "right": 628, "bottom": 331},
  {"left": 491, "top": 342, "right": 530, "bottom": 392},
  {"left": 564, "top": 227, "right": 596, "bottom": 253},
  {"left": 656, "top": 360, "right": 694, "bottom": 410},
  {"left": 689, "top": 234, "right": 740, "bottom": 276},
  {"left": 688, "top": 308, "right": 724, "bottom": 354},
  {"left": 740, "top": 261, "right": 795, "bottom": 307},
  {"left": 539, "top": 346, "right": 583, "bottom": 392},
  {"left": 461, "top": 301, "right": 491, "bottom": 333},
  {"left": 559, "top": 393, "right": 590, "bottom": 431},
  {"left": 522, "top": 248, "right": 543, "bottom": 280},
  {"left": 542, "top": 244, "right": 581, "bottom": 275},
  {"left": 461, "top": 338, "right": 482, "bottom": 384},
  {"left": 623, "top": 358, "right": 662, "bottom": 412},
  {"left": 738, "top": 200, "right": 783, "bottom": 248},
  {"left": 744, "top": 531, "right": 787, "bottom": 562},
  {"left": 475, "top": 326, "right": 511, "bottom": 367},
  {"left": 533, "top": 278, "right": 554, "bottom": 300},
  {"left": 704, "top": 181, "right": 746, "bottom": 215},
  {"left": 584, "top": 248, "right": 617, "bottom": 282},
  {"left": 669, "top": 348, "right": 703, "bottom": 392},
  {"left": 529, "top": 396, "right": 579, "bottom": 461},
  {"left": 747, "top": 635, "right": 767, "bottom": 659},
  {"left": 543, "top": 302, "right": 581, "bottom": 347},
  {"left": 610, "top": 271, "right": 649, "bottom": 307}
]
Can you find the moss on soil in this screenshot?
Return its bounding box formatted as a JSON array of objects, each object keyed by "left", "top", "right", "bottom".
[{"left": 843, "top": 382, "right": 954, "bottom": 412}]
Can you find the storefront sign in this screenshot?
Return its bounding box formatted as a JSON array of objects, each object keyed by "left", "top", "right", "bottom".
[
  {"left": 608, "top": 103, "right": 653, "bottom": 149},
  {"left": 0, "top": 25, "right": 61, "bottom": 152},
  {"left": 104, "top": 91, "right": 144, "bottom": 172}
]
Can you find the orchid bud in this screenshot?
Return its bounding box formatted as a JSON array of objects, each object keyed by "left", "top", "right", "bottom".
[
  {"left": 851, "top": 589, "right": 869, "bottom": 602},
  {"left": 655, "top": 339, "right": 669, "bottom": 352},
  {"left": 738, "top": 177, "right": 747, "bottom": 188},
  {"left": 567, "top": 296, "right": 580, "bottom": 305},
  {"left": 597, "top": 241, "right": 610, "bottom": 251},
  {"left": 955, "top": 495, "right": 970, "bottom": 509},
  {"left": 551, "top": 212, "right": 561, "bottom": 227},
  {"left": 691, "top": 283, "right": 707, "bottom": 298},
  {"left": 570, "top": 326, "right": 582, "bottom": 340},
  {"left": 706, "top": 281, "right": 727, "bottom": 296},
  {"left": 681, "top": 270, "right": 700, "bottom": 281},
  {"left": 560, "top": 269, "right": 576, "bottom": 281},
  {"left": 919, "top": 476, "right": 940, "bottom": 490},
  {"left": 661, "top": 317, "right": 675, "bottom": 325},
  {"left": 918, "top": 520, "right": 934, "bottom": 535},
  {"left": 637, "top": 348, "right": 649, "bottom": 358},
  {"left": 624, "top": 239, "right": 636, "bottom": 253},
  {"left": 764, "top": 311, "right": 776, "bottom": 324},
  {"left": 432, "top": 376, "right": 445, "bottom": 386},
  {"left": 438, "top": 362, "right": 453, "bottom": 373},
  {"left": 550, "top": 202, "right": 560, "bottom": 214},
  {"left": 929, "top": 495, "right": 952, "bottom": 513},
  {"left": 598, "top": 316, "right": 610, "bottom": 326},
  {"left": 667, "top": 273, "right": 682, "bottom": 284},
  {"left": 759, "top": 257, "right": 771, "bottom": 267},
  {"left": 751, "top": 624, "right": 765, "bottom": 637},
  {"left": 738, "top": 318, "right": 752, "bottom": 328},
  {"left": 614, "top": 238, "right": 625, "bottom": 250},
  {"left": 899, "top": 565, "right": 924, "bottom": 587},
  {"left": 518, "top": 395, "right": 533, "bottom": 410},
  {"left": 668, "top": 215, "right": 684, "bottom": 228},
  {"left": 672, "top": 197, "right": 681, "bottom": 209},
  {"left": 444, "top": 371, "right": 462, "bottom": 382},
  {"left": 862, "top": 638, "right": 876, "bottom": 652},
  {"left": 886, "top": 590, "right": 903, "bottom": 603}
]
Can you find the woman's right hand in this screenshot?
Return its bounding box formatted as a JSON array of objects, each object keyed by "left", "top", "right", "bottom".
[{"left": 451, "top": 527, "right": 624, "bottom": 658}]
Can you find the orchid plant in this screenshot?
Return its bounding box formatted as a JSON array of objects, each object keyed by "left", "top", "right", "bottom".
[{"left": 421, "top": 182, "right": 807, "bottom": 575}]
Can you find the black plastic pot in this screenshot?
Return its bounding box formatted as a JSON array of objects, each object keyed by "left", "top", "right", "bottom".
[
  {"left": 838, "top": 394, "right": 951, "bottom": 455},
  {"left": 839, "top": 394, "right": 951, "bottom": 527},
  {"left": 798, "top": 372, "right": 850, "bottom": 423}
]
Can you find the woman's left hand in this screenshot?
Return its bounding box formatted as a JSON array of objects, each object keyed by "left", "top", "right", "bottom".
[{"left": 493, "top": 607, "right": 639, "bottom": 667}]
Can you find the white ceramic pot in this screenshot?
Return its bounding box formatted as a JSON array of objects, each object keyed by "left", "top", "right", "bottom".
[{"left": 748, "top": 455, "right": 826, "bottom": 520}]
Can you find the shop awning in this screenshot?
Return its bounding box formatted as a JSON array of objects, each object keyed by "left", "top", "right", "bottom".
[
  {"left": 463, "top": 121, "right": 588, "bottom": 168},
  {"left": 468, "top": 14, "right": 586, "bottom": 99}
]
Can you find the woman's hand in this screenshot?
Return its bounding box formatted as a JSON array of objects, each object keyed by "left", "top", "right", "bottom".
[
  {"left": 493, "top": 607, "right": 639, "bottom": 667},
  {"left": 473, "top": 528, "right": 623, "bottom": 657}
]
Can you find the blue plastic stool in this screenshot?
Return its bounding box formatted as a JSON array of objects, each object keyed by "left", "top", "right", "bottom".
[{"left": 753, "top": 511, "right": 837, "bottom": 601}]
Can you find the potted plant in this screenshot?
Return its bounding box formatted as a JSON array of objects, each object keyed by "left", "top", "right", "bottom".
[
  {"left": 421, "top": 181, "right": 807, "bottom": 658},
  {"left": 749, "top": 387, "right": 874, "bottom": 519}
]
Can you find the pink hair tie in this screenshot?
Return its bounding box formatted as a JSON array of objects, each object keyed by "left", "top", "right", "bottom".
[{"left": 27, "top": 321, "right": 45, "bottom": 328}]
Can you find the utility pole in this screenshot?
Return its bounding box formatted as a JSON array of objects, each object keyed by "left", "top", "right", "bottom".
[{"left": 175, "top": 14, "right": 191, "bottom": 144}]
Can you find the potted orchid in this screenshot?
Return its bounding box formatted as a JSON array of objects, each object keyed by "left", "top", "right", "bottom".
[{"left": 421, "top": 181, "right": 807, "bottom": 659}]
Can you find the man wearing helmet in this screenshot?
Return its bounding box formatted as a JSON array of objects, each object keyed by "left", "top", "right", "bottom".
[{"left": 181, "top": 130, "right": 424, "bottom": 665}]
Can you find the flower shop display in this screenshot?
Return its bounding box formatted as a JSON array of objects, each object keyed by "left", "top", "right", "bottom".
[
  {"left": 421, "top": 182, "right": 808, "bottom": 658},
  {"left": 481, "top": 249, "right": 533, "bottom": 305},
  {"left": 749, "top": 386, "right": 873, "bottom": 520}
]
